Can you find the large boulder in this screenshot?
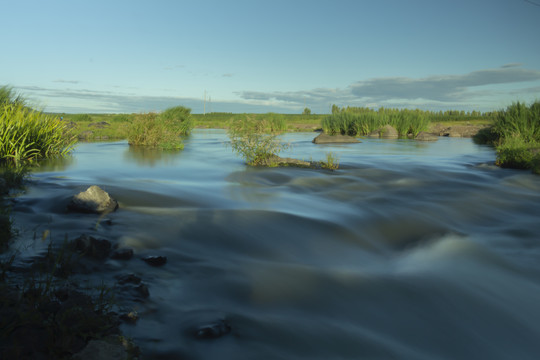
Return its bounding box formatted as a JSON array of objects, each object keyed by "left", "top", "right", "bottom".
[
  {"left": 415, "top": 132, "right": 438, "bottom": 141},
  {"left": 312, "top": 133, "right": 360, "bottom": 144},
  {"left": 68, "top": 186, "right": 118, "bottom": 214}
]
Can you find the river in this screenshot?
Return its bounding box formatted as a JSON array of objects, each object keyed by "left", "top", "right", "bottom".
[{"left": 7, "top": 129, "right": 540, "bottom": 359}]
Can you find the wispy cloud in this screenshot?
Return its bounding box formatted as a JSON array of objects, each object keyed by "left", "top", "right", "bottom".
[
  {"left": 53, "top": 79, "right": 80, "bottom": 84},
  {"left": 236, "top": 65, "right": 540, "bottom": 111},
  {"left": 16, "top": 65, "right": 540, "bottom": 113}
]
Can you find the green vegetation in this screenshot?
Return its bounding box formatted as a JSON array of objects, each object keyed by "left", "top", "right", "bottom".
[
  {"left": 320, "top": 152, "right": 340, "bottom": 170},
  {"left": 474, "top": 101, "right": 540, "bottom": 171},
  {"left": 322, "top": 108, "right": 430, "bottom": 137},
  {"left": 227, "top": 116, "right": 289, "bottom": 166},
  {"left": 126, "top": 106, "right": 193, "bottom": 150},
  {"left": 1, "top": 87, "right": 76, "bottom": 165},
  {"left": 158, "top": 105, "right": 194, "bottom": 135}
]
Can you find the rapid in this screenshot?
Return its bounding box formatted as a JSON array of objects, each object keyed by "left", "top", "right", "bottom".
[{"left": 7, "top": 129, "right": 540, "bottom": 359}]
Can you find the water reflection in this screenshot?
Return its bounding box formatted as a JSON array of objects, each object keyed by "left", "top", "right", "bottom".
[{"left": 123, "top": 145, "right": 182, "bottom": 167}]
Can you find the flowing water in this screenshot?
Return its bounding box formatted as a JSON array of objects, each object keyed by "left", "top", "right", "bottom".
[{"left": 6, "top": 130, "right": 540, "bottom": 359}]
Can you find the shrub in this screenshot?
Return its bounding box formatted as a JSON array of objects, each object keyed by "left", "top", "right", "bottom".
[
  {"left": 495, "top": 136, "right": 540, "bottom": 169},
  {"left": 127, "top": 112, "right": 184, "bottom": 150},
  {"left": 227, "top": 116, "right": 289, "bottom": 166},
  {"left": 158, "top": 106, "right": 194, "bottom": 135}
]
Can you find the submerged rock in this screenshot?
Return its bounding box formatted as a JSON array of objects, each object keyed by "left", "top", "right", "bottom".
[
  {"left": 415, "top": 131, "right": 439, "bottom": 141},
  {"left": 72, "top": 234, "right": 112, "bottom": 260},
  {"left": 111, "top": 248, "right": 134, "bottom": 260},
  {"left": 68, "top": 185, "right": 119, "bottom": 214},
  {"left": 142, "top": 255, "right": 167, "bottom": 267},
  {"left": 194, "top": 319, "right": 232, "bottom": 340},
  {"left": 312, "top": 132, "right": 360, "bottom": 144}
]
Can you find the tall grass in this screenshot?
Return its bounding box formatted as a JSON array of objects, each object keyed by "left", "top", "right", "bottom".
[
  {"left": 322, "top": 108, "right": 429, "bottom": 137},
  {"left": 474, "top": 101, "right": 540, "bottom": 171},
  {"left": 158, "top": 105, "right": 194, "bottom": 135},
  {"left": 1, "top": 104, "right": 77, "bottom": 165},
  {"left": 127, "top": 112, "right": 185, "bottom": 150}
]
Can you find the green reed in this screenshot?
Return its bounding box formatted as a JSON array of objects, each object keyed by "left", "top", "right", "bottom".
[
  {"left": 158, "top": 105, "right": 194, "bottom": 135},
  {"left": 127, "top": 112, "right": 185, "bottom": 150},
  {"left": 1, "top": 104, "right": 77, "bottom": 165},
  {"left": 322, "top": 108, "right": 429, "bottom": 137}
]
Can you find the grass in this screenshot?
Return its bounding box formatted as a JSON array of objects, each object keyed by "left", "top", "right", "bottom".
[
  {"left": 127, "top": 111, "right": 188, "bottom": 150},
  {"left": 322, "top": 108, "right": 430, "bottom": 137},
  {"left": 1, "top": 104, "right": 77, "bottom": 165},
  {"left": 227, "top": 116, "right": 289, "bottom": 166},
  {"left": 474, "top": 101, "right": 540, "bottom": 172}
]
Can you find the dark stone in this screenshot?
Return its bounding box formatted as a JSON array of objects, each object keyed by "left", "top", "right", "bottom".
[
  {"left": 67, "top": 185, "right": 119, "bottom": 214},
  {"left": 194, "top": 319, "right": 232, "bottom": 340},
  {"left": 72, "top": 234, "right": 112, "bottom": 259},
  {"left": 142, "top": 255, "right": 167, "bottom": 267},
  {"left": 134, "top": 284, "right": 150, "bottom": 298},
  {"left": 415, "top": 131, "right": 439, "bottom": 141},
  {"left": 117, "top": 274, "right": 142, "bottom": 285},
  {"left": 312, "top": 133, "right": 360, "bottom": 144},
  {"left": 111, "top": 248, "right": 134, "bottom": 260}
]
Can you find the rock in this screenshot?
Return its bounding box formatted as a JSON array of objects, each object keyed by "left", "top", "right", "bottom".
[
  {"left": 380, "top": 125, "right": 399, "bottom": 139},
  {"left": 72, "top": 338, "right": 128, "bottom": 360},
  {"left": 120, "top": 311, "right": 139, "bottom": 324},
  {"left": 88, "top": 121, "right": 110, "bottom": 129},
  {"left": 415, "top": 132, "right": 438, "bottom": 141},
  {"left": 111, "top": 248, "right": 134, "bottom": 260},
  {"left": 72, "top": 234, "right": 112, "bottom": 259},
  {"left": 194, "top": 319, "right": 231, "bottom": 340},
  {"left": 117, "top": 273, "right": 142, "bottom": 285},
  {"left": 312, "top": 132, "right": 360, "bottom": 144},
  {"left": 368, "top": 125, "right": 399, "bottom": 139},
  {"left": 68, "top": 185, "right": 118, "bottom": 214},
  {"left": 142, "top": 255, "right": 167, "bottom": 267}
]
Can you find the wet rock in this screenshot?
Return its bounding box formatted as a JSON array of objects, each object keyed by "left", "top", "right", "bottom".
[
  {"left": 72, "top": 234, "right": 112, "bottom": 259},
  {"left": 111, "top": 248, "right": 134, "bottom": 260},
  {"left": 194, "top": 319, "right": 232, "bottom": 340},
  {"left": 312, "top": 133, "right": 360, "bottom": 144},
  {"left": 142, "top": 255, "right": 167, "bottom": 267},
  {"left": 68, "top": 185, "right": 119, "bottom": 214},
  {"left": 72, "top": 338, "right": 128, "bottom": 360},
  {"left": 117, "top": 273, "right": 142, "bottom": 285},
  {"left": 415, "top": 131, "right": 439, "bottom": 141},
  {"left": 120, "top": 311, "right": 139, "bottom": 324},
  {"left": 116, "top": 274, "right": 149, "bottom": 299}
]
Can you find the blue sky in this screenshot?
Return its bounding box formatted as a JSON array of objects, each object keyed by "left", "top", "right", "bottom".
[{"left": 2, "top": 0, "right": 540, "bottom": 114}]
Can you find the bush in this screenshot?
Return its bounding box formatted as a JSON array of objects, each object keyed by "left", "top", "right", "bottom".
[
  {"left": 127, "top": 112, "right": 184, "bottom": 150},
  {"left": 158, "top": 106, "right": 193, "bottom": 135},
  {"left": 1, "top": 104, "right": 77, "bottom": 165},
  {"left": 495, "top": 137, "right": 540, "bottom": 169},
  {"left": 227, "top": 116, "right": 289, "bottom": 166}
]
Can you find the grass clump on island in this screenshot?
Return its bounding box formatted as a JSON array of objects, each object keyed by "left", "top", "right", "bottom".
[
  {"left": 228, "top": 116, "right": 289, "bottom": 166},
  {"left": 127, "top": 105, "right": 193, "bottom": 150},
  {"left": 474, "top": 101, "right": 540, "bottom": 173},
  {"left": 322, "top": 107, "right": 430, "bottom": 137}
]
